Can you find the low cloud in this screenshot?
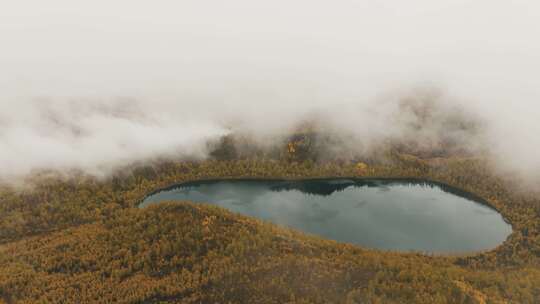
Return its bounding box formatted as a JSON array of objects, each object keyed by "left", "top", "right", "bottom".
[{"left": 1, "top": 1, "right": 539, "bottom": 182}]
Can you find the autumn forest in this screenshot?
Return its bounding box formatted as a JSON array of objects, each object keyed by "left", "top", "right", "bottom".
[{"left": 0, "top": 134, "right": 539, "bottom": 303}]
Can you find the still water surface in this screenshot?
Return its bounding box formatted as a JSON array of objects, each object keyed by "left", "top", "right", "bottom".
[{"left": 141, "top": 179, "right": 511, "bottom": 253}]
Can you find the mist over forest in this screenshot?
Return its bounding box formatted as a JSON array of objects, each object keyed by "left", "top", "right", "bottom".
[{"left": 1, "top": 0, "right": 539, "bottom": 182}]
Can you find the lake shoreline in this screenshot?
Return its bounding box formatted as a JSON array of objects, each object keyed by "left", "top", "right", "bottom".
[{"left": 140, "top": 177, "right": 512, "bottom": 253}]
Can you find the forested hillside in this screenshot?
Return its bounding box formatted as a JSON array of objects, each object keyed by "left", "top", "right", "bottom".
[{"left": 1, "top": 145, "right": 540, "bottom": 303}]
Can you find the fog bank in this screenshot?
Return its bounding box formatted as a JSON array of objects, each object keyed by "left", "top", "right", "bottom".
[{"left": 1, "top": 1, "right": 539, "bottom": 181}]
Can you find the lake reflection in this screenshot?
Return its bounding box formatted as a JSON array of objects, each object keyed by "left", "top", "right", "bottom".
[{"left": 141, "top": 179, "right": 512, "bottom": 253}]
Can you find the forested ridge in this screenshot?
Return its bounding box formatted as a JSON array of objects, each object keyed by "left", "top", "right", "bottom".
[{"left": 1, "top": 144, "right": 540, "bottom": 303}]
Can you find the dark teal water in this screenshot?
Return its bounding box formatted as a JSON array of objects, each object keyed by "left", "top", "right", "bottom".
[{"left": 141, "top": 179, "right": 511, "bottom": 253}]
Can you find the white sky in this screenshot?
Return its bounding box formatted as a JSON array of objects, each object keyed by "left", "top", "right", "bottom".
[{"left": 2, "top": 1, "right": 539, "bottom": 99}]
